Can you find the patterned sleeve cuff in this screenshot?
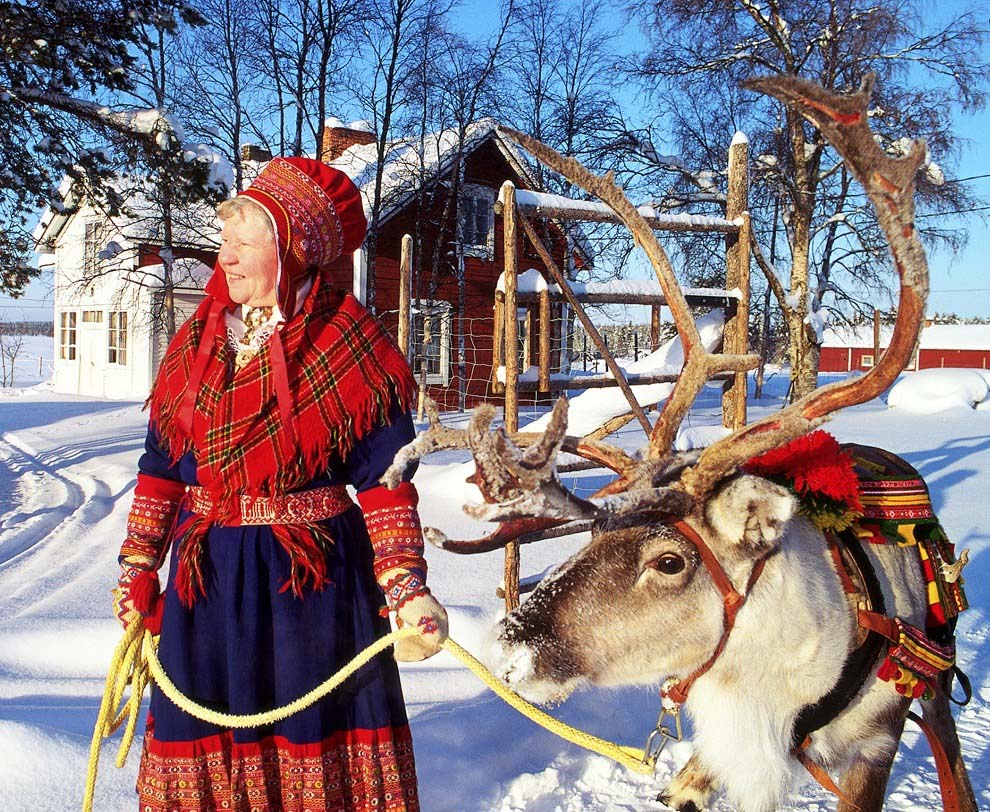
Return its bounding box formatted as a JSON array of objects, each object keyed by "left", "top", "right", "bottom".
[
  {"left": 118, "top": 473, "right": 185, "bottom": 567},
  {"left": 357, "top": 481, "right": 429, "bottom": 610}
]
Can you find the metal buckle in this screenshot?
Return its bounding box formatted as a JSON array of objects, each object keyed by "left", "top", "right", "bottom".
[
  {"left": 642, "top": 677, "right": 684, "bottom": 767},
  {"left": 642, "top": 704, "right": 683, "bottom": 767}
]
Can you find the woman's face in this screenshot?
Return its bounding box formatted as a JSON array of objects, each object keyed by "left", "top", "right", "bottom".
[{"left": 218, "top": 210, "right": 278, "bottom": 308}]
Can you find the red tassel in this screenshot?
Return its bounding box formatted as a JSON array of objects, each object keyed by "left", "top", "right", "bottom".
[
  {"left": 175, "top": 517, "right": 208, "bottom": 607},
  {"left": 272, "top": 524, "right": 332, "bottom": 598}
]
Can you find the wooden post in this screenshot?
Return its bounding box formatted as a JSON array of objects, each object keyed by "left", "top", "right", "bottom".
[
  {"left": 873, "top": 308, "right": 881, "bottom": 364},
  {"left": 398, "top": 234, "right": 412, "bottom": 356},
  {"left": 538, "top": 287, "right": 551, "bottom": 392},
  {"left": 499, "top": 181, "right": 521, "bottom": 612},
  {"left": 651, "top": 304, "right": 661, "bottom": 351},
  {"left": 492, "top": 292, "right": 505, "bottom": 393},
  {"left": 723, "top": 132, "right": 750, "bottom": 430}
]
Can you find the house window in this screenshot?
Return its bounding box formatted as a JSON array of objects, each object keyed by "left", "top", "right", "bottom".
[
  {"left": 860, "top": 354, "right": 874, "bottom": 368},
  {"left": 460, "top": 184, "right": 495, "bottom": 258},
  {"left": 108, "top": 311, "right": 128, "bottom": 365},
  {"left": 82, "top": 310, "right": 103, "bottom": 323},
  {"left": 84, "top": 222, "right": 101, "bottom": 266},
  {"left": 411, "top": 301, "right": 452, "bottom": 386},
  {"left": 59, "top": 311, "right": 77, "bottom": 360},
  {"left": 518, "top": 307, "right": 531, "bottom": 370}
]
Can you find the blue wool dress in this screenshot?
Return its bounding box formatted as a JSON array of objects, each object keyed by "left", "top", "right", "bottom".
[{"left": 135, "top": 406, "right": 421, "bottom": 812}]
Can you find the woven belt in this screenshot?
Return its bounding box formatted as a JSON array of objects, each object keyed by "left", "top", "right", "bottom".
[{"left": 186, "top": 485, "right": 353, "bottom": 525}]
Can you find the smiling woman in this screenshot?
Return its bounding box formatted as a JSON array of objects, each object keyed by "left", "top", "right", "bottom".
[
  {"left": 216, "top": 197, "right": 278, "bottom": 309},
  {"left": 111, "top": 157, "right": 449, "bottom": 812}
]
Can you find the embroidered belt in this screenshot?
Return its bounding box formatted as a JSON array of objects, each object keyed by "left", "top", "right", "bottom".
[{"left": 186, "top": 485, "right": 353, "bottom": 525}]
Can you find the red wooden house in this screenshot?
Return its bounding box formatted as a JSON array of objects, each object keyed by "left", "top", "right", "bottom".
[
  {"left": 320, "top": 118, "right": 585, "bottom": 410},
  {"left": 820, "top": 322, "right": 990, "bottom": 372}
]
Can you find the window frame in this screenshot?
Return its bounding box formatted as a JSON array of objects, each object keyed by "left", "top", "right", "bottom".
[
  {"left": 410, "top": 300, "right": 452, "bottom": 386},
  {"left": 459, "top": 183, "right": 496, "bottom": 260},
  {"left": 108, "top": 310, "right": 128, "bottom": 365},
  {"left": 59, "top": 311, "right": 77, "bottom": 361}
]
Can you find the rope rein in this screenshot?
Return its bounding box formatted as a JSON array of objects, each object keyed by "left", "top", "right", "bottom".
[{"left": 83, "top": 623, "right": 651, "bottom": 812}]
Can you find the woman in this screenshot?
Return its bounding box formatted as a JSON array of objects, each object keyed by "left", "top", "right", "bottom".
[{"left": 112, "top": 157, "right": 447, "bottom": 812}]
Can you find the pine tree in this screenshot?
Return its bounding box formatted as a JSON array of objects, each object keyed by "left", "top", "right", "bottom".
[{"left": 0, "top": 0, "right": 214, "bottom": 296}]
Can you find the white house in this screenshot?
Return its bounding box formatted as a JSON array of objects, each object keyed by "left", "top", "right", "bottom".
[{"left": 34, "top": 184, "right": 219, "bottom": 399}]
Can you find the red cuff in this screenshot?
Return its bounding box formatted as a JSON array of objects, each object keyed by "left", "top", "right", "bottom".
[{"left": 136, "top": 472, "right": 187, "bottom": 501}]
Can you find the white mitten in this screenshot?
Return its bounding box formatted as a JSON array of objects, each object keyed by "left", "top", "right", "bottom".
[{"left": 394, "top": 591, "right": 449, "bottom": 662}]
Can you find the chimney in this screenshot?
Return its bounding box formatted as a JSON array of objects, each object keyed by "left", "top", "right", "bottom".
[
  {"left": 240, "top": 143, "right": 273, "bottom": 163},
  {"left": 320, "top": 118, "right": 375, "bottom": 163}
]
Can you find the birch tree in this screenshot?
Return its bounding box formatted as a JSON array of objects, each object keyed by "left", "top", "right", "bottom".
[{"left": 626, "top": 0, "right": 988, "bottom": 398}]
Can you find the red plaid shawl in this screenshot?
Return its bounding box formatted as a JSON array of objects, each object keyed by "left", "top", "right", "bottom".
[{"left": 148, "top": 274, "right": 416, "bottom": 602}]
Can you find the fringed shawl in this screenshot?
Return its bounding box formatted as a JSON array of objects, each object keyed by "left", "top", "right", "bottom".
[{"left": 147, "top": 273, "right": 416, "bottom": 603}]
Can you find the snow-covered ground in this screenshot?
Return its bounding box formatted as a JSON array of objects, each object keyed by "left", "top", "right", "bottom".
[{"left": 1, "top": 354, "right": 988, "bottom": 811}]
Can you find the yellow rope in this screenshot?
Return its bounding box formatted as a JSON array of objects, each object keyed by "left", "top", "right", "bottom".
[
  {"left": 144, "top": 626, "right": 418, "bottom": 728},
  {"left": 440, "top": 637, "right": 652, "bottom": 774},
  {"left": 84, "top": 623, "right": 652, "bottom": 810}
]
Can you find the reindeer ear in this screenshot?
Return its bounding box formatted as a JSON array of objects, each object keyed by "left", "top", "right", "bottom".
[{"left": 705, "top": 475, "right": 796, "bottom": 552}]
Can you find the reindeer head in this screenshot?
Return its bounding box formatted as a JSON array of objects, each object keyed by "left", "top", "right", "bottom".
[{"left": 383, "top": 74, "right": 927, "bottom": 705}]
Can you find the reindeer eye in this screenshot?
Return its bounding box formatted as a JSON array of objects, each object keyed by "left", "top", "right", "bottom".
[{"left": 649, "top": 553, "right": 686, "bottom": 575}]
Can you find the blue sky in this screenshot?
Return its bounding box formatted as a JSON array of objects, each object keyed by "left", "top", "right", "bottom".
[{"left": 3, "top": 0, "right": 987, "bottom": 321}]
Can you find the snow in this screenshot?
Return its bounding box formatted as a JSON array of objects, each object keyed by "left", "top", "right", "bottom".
[
  {"left": 823, "top": 322, "right": 990, "bottom": 350},
  {"left": 887, "top": 368, "right": 990, "bottom": 413},
  {"left": 517, "top": 310, "right": 725, "bottom": 438},
  {"left": 1, "top": 346, "right": 989, "bottom": 812}
]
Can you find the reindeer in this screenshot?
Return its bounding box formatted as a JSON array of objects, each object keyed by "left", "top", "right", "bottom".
[{"left": 385, "top": 75, "right": 977, "bottom": 812}]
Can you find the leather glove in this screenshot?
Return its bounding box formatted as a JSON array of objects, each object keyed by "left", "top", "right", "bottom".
[{"left": 393, "top": 590, "right": 449, "bottom": 662}]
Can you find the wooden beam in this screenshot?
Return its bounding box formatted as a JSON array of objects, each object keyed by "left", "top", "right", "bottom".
[
  {"left": 499, "top": 191, "right": 742, "bottom": 234},
  {"left": 722, "top": 135, "right": 750, "bottom": 430},
  {"left": 398, "top": 234, "right": 412, "bottom": 356},
  {"left": 499, "top": 181, "right": 520, "bottom": 613},
  {"left": 517, "top": 210, "right": 653, "bottom": 437},
  {"left": 538, "top": 287, "right": 551, "bottom": 392}
]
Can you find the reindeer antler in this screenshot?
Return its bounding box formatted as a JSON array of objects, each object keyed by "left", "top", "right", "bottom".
[
  {"left": 498, "top": 127, "right": 761, "bottom": 457},
  {"left": 382, "top": 398, "right": 643, "bottom": 553},
  {"left": 679, "top": 73, "right": 927, "bottom": 497}
]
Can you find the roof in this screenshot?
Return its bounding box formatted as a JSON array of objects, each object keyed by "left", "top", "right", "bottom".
[
  {"left": 327, "top": 118, "right": 537, "bottom": 224},
  {"left": 822, "top": 323, "right": 990, "bottom": 350}
]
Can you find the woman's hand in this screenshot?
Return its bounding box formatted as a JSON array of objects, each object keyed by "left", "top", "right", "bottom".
[
  {"left": 393, "top": 591, "right": 449, "bottom": 662},
  {"left": 113, "top": 558, "right": 163, "bottom": 633}
]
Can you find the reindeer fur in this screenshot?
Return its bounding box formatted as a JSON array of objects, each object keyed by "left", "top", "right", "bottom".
[{"left": 488, "top": 473, "right": 972, "bottom": 812}]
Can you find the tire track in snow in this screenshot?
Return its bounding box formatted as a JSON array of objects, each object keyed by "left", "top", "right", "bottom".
[{"left": 0, "top": 433, "right": 118, "bottom": 617}]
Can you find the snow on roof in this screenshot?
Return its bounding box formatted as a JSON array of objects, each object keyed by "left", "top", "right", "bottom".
[
  {"left": 823, "top": 323, "right": 990, "bottom": 350},
  {"left": 328, "top": 118, "right": 522, "bottom": 222}
]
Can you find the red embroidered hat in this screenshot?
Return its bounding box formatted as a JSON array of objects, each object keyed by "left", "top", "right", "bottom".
[{"left": 236, "top": 157, "right": 366, "bottom": 312}]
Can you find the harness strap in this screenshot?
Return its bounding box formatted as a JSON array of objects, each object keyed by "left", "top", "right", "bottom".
[
  {"left": 666, "top": 519, "right": 772, "bottom": 705},
  {"left": 792, "top": 529, "right": 888, "bottom": 747},
  {"left": 793, "top": 738, "right": 861, "bottom": 812},
  {"left": 907, "top": 710, "right": 961, "bottom": 812}
]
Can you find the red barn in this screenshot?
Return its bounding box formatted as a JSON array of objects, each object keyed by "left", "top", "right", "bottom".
[{"left": 820, "top": 322, "right": 990, "bottom": 372}]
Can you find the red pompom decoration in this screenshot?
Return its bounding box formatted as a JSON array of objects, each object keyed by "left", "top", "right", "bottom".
[{"left": 745, "top": 430, "right": 863, "bottom": 514}]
